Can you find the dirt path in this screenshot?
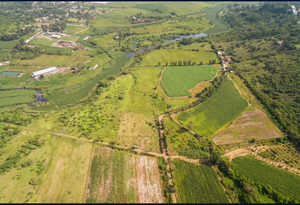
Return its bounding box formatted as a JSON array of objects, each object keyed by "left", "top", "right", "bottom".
[
  {"left": 170, "top": 114, "right": 196, "bottom": 135},
  {"left": 83, "top": 147, "right": 94, "bottom": 202},
  {"left": 74, "top": 28, "right": 89, "bottom": 35}
]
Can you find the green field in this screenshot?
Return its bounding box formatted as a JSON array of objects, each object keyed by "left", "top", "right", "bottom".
[
  {"left": 140, "top": 50, "right": 218, "bottom": 66},
  {"left": 0, "top": 39, "right": 20, "bottom": 49},
  {"left": 172, "top": 160, "right": 229, "bottom": 203},
  {"left": 232, "top": 156, "right": 300, "bottom": 201},
  {"left": 0, "top": 96, "right": 35, "bottom": 107},
  {"left": 86, "top": 147, "right": 163, "bottom": 203},
  {"left": 161, "top": 65, "right": 218, "bottom": 97},
  {"left": 176, "top": 78, "right": 248, "bottom": 136},
  {"left": 204, "top": 4, "right": 230, "bottom": 35},
  {"left": 0, "top": 89, "right": 35, "bottom": 98},
  {"left": 64, "top": 26, "right": 88, "bottom": 34}
]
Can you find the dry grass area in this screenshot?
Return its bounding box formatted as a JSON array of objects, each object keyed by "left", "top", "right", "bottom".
[
  {"left": 214, "top": 110, "right": 282, "bottom": 145},
  {"left": 85, "top": 147, "right": 163, "bottom": 203},
  {"left": 36, "top": 137, "right": 93, "bottom": 203},
  {"left": 188, "top": 81, "right": 213, "bottom": 97},
  {"left": 116, "top": 111, "right": 159, "bottom": 152}
]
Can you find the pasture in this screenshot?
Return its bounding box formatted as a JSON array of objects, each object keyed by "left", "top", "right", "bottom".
[
  {"left": 36, "top": 137, "right": 93, "bottom": 203},
  {"left": 140, "top": 50, "right": 218, "bottom": 66},
  {"left": 172, "top": 160, "right": 229, "bottom": 203},
  {"left": 160, "top": 65, "right": 218, "bottom": 97},
  {"left": 86, "top": 147, "right": 163, "bottom": 203},
  {"left": 0, "top": 96, "right": 35, "bottom": 107},
  {"left": 232, "top": 156, "right": 300, "bottom": 201},
  {"left": 176, "top": 78, "right": 248, "bottom": 136},
  {"left": 214, "top": 109, "right": 283, "bottom": 145},
  {"left": 64, "top": 26, "right": 89, "bottom": 34}
]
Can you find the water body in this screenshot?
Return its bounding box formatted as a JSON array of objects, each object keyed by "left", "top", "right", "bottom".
[{"left": 125, "top": 32, "right": 208, "bottom": 58}]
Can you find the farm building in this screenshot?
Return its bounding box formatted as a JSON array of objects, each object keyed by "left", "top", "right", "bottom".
[
  {"left": 52, "top": 35, "right": 60, "bottom": 38},
  {"left": 277, "top": 40, "right": 283, "bottom": 45},
  {"left": 217, "top": 51, "right": 222, "bottom": 55},
  {"left": 31, "top": 66, "right": 59, "bottom": 79}
]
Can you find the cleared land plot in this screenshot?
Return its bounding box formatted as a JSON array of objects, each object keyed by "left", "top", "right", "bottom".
[
  {"left": 214, "top": 110, "right": 282, "bottom": 145},
  {"left": 161, "top": 65, "right": 218, "bottom": 97},
  {"left": 117, "top": 111, "right": 160, "bottom": 152},
  {"left": 85, "top": 147, "right": 163, "bottom": 203},
  {"left": 176, "top": 78, "right": 248, "bottom": 136},
  {"left": 172, "top": 160, "right": 229, "bottom": 203},
  {"left": 232, "top": 156, "right": 300, "bottom": 201},
  {"left": 36, "top": 137, "right": 92, "bottom": 203},
  {"left": 140, "top": 50, "right": 217, "bottom": 66},
  {"left": 189, "top": 80, "right": 213, "bottom": 97}
]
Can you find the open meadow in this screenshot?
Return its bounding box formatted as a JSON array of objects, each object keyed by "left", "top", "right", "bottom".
[
  {"left": 176, "top": 78, "right": 249, "bottom": 136},
  {"left": 160, "top": 65, "right": 218, "bottom": 97},
  {"left": 85, "top": 147, "right": 163, "bottom": 203},
  {"left": 172, "top": 160, "right": 229, "bottom": 203},
  {"left": 232, "top": 156, "right": 300, "bottom": 201}
]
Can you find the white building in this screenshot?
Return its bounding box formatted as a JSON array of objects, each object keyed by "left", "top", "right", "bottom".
[
  {"left": 31, "top": 67, "right": 58, "bottom": 79},
  {"left": 291, "top": 5, "right": 298, "bottom": 15},
  {"left": 52, "top": 34, "right": 60, "bottom": 38}
]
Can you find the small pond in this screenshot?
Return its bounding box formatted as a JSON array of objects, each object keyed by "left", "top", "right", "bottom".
[{"left": 0, "top": 71, "right": 22, "bottom": 76}]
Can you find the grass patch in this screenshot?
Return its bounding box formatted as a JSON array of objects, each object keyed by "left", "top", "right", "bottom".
[
  {"left": 232, "top": 156, "right": 300, "bottom": 201},
  {"left": 204, "top": 4, "right": 230, "bottom": 35},
  {"left": 0, "top": 89, "right": 35, "bottom": 98},
  {"left": 176, "top": 78, "right": 248, "bottom": 136},
  {"left": 161, "top": 65, "right": 218, "bottom": 97},
  {"left": 178, "top": 150, "right": 209, "bottom": 159},
  {"left": 172, "top": 160, "right": 229, "bottom": 203},
  {"left": 0, "top": 96, "right": 35, "bottom": 107},
  {"left": 64, "top": 26, "right": 88, "bottom": 34}
]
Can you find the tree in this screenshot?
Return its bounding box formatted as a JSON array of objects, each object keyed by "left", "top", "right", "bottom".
[
  {"left": 40, "top": 74, "right": 44, "bottom": 79},
  {"left": 86, "top": 20, "right": 89, "bottom": 26}
]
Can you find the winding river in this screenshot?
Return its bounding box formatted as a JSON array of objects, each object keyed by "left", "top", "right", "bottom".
[{"left": 125, "top": 32, "right": 208, "bottom": 58}]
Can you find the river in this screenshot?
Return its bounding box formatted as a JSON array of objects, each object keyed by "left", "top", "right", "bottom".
[{"left": 125, "top": 32, "right": 208, "bottom": 58}]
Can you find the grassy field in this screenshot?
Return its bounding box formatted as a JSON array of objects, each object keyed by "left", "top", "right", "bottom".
[
  {"left": 116, "top": 112, "right": 160, "bottom": 152},
  {"left": 64, "top": 26, "right": 88, "bottom": 34},
  {"left": 0, "top": 89, "right": 36, "bottom": 98},
  {"left": 0, "top": 39, "right": 20, "bottom": 49},
  {"left": 232, "top": 156, "right": 300, "bottom": 201},
  {"left": 161, "top": 65, "right": 218, "bottom": 97},
  {"left": 0, "top": 130, "right": 52, "bottom": 203},
  {"left": 214, "top": 109, "right": 282, "bottom": 145},
  {"left": 140, "top": 50, "right": 218, "bottom": 66},
  {"left": 36, "top": 137, "right": 93, "bottom": 203},
  {"left": 172, "top": 160, "right": 229, "bottom": 203},
  {"left": 30, "top": 37, "right": 55, "bottom": 46},
  {"left": 0, "top": 96, "right": 35, "bottom": 107},
  {"left": 204, "top": 4, "right": 230, "bottom": 35},
  {"left": 176, "top": 78, "right": 248, "bottom": 136},
  {"left": 86, "top": 147, "right": 163, "bottom": 203}
]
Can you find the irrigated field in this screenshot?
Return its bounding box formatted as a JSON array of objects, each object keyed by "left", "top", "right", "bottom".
[
  {"left": 85, "top": 147, "right": 163, "bottom": 203},
  {"left": 176, "top": 78, "right": 248, "bottom": 136},
  {"left": 140, "top": 50, "right": 218, "bottom": 66},
  {"left": 232, "top": 156, "right": 300, "bottom": 201},
  {"left": 161, "top": 65, "right": 218, "bottom": 97},
  {"left": 36, "top": 137, "right": 93, "bottom": 203},
  {"left": 172, "top": 160, "right": 229, "bottom": 203},
  {"left": 214, "top": 109, "right": 283, "bottom": 145}
]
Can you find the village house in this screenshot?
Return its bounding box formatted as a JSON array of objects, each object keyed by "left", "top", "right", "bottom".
[{"left": 277, "top": 40, "right": 283, "bottom": 45}]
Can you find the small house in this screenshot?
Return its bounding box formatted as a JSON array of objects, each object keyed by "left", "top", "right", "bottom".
[{"left": 277, "top": 40, "right": 283, "bottom": 45}]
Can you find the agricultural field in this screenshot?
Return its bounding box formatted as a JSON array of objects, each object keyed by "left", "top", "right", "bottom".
[
  {"left": 172, "top": 160, "right": 229, "bottom": 203},
  {"left": 214, "top": 109, "right": 283, "bottom": 145},
  {"left": 0, "top": 89, "right": 36, "bottom": 109},
  {"left": 176, "top": 78, "right": 249, "bottom": 136},
  {"left": 36, "top": 137, "right": 93, "bottom": 203},
  {"left": 116, "top": 112, "right": 160, "bottom": 152},
  {"left": 64, "top": 26, "right": 89, "bottom": 35},
  {"left": 85, "top": 147, "right": 163, "bottom": 203},
  {"left": 160, "top": 65, "right": 218, "bottom": 97},
  {"left": 232, "top": 156, "right": 300, "bottom": 201},
  {"left": 140, "top": 49, "right": 218, "bottom": 66}
]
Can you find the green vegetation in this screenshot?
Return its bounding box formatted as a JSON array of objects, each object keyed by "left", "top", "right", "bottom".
[
  {"left": 204, "top": 4, "right": 230, "bottom": 35},
  {"left": 177, "top": 78, "right": 248, "bottom": 136},
  {"left": 178, "top": 150, "right": 209, "bottom": 159},
  {"left": 232, "top": 156, "right": 300, "bottom": 201},
  {"left": 161, "top": 65, "right": 218, "bottom": 97},
  {"left": 172, "top": 160, "right": 229, "bottom": 203},
  {"left": 0, "top": 96, "right": 35, "bottom": 107},
  {"left": 0, "top": 90, "right": 35, "bottom": 98}
]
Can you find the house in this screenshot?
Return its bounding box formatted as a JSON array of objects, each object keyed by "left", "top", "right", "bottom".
[
  {"left": 225, "top": 56, "right": 232, "bottom": 62},
  {"left": 277, "top": 40, "right": 283, "bottom": 45},
  {"left": 31, "top": 67, "right": 58, "bottom": 79},
  {"left": 51, "top": 35, "right": 60, "bottom": 38},
  {"left": 217, "top": 51, "right": 222, "bottom": 55}
]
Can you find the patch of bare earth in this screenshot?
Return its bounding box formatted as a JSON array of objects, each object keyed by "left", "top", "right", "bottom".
[
  {"left": 188, "top": 80, "right": 213, "bottom": 97},
  {"left": 214, "top": 110, "right": 282, "bottom": 145},
  {"left": 136, "top": 156, "right": 164, "bottom": 203}
]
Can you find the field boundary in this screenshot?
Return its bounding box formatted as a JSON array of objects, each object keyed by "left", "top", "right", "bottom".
[{"left": 83, "top": 146, "right": 95, "bottom": 202}]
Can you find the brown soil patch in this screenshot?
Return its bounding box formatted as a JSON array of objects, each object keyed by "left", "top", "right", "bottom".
[
  {"left": 117, "top": 111, "right": 159, "bottom": 152},
  {"left": 136, "top": 156, "right": 163, "bottom": 203},
  {"left": 214, "top": 110, "right": 282, "bottom": 145},
  {"left": 188, "top": 80, "right": 213, "bottom": 97}
]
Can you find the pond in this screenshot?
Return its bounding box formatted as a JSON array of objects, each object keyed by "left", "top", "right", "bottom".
[{"left": 0, "top": 71, "right": 22, "bottom": 76}]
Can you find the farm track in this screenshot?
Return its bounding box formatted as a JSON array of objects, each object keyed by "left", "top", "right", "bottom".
[{"left": 74, "top": 28, "right": 89, "bottom": 35}]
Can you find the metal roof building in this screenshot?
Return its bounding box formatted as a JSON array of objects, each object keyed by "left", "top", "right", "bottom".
[{"left": 31, "top": 67, "right": 57, "bottom": 78}]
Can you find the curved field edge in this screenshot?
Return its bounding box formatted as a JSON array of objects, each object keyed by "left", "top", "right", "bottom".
[
  {"left": 232, "top": 156, "right": 300, "bottom": 201},
  {"left": 160, "top": 65, "right": 218, "bottom": 97},
  {"left": 172, "top": 160, "right": 229, "bottom": 203},
  {"left": 176, "top": 78, "right": 248, "bottom": 136}
]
